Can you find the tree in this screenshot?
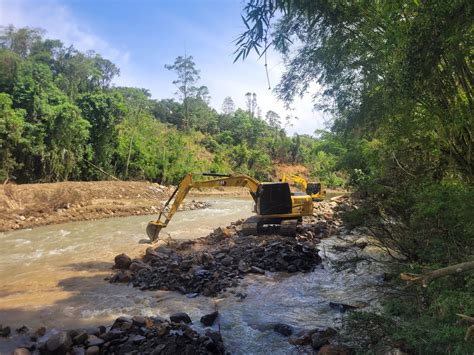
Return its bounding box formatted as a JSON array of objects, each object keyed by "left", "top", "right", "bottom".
[
  {"left": 245, "top": 92, "right": 259, "bottom": 117},
  {"left": 265, "top": 110, "right": 281, "bottom": 130},
  {"left": 77, "top": 92, "right": 127, "bottom": 175},
  {"left": 0, "top": 93, "right": 25, "bottom": 182},
  {"left": 236, "top": 3, "right": 474, "bottom": 352},
  {"left": 45, "top": 102, "right": 90, "bottom": 181},
  {"left": 236, "top": 0, "right": 473, "bottom": 180},
  {"left": 221, "top": 96, "right": 235, "bottom": 114},
  {"left": 0, "top": 25, "right": 43, "bottom": 58},
  {"left": 165, "top": 54, "right": 209, "bottom": 129}
]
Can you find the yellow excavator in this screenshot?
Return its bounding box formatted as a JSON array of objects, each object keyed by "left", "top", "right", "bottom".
[
  {"left": 146, "top": 173, "right": 314, "bottom": 242},
  {"left": 280, "top": 175, "right": 325, "bottom": 201}
]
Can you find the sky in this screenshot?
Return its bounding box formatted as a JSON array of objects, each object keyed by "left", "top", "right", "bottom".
[{"left": 0, "top": 0, "right": 327, "bottom": 135}]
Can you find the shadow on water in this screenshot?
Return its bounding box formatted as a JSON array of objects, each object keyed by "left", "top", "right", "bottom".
[{"left": 0, "top": 254, "right": 387, "bottom": 355}]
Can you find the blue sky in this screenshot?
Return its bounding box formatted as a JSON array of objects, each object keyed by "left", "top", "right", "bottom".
[{"left": 0, "top": 0, "right": 326, "bottom": 135}]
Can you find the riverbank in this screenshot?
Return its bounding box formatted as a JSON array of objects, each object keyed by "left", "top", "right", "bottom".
[
  {"left": 0, "top": 181, "right": 240, "bottom": 232},
  {"left": 0, "top": 180, "right": 347, "bottom": 232}
]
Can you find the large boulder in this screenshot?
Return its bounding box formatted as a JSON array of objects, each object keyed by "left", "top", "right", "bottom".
[
  {"left": 13, "top": 349, "right": 30, "bottom": 355},
  {"left": 0, "top": 325, "right": 11, "bottom": 337},
  {"left": 200, "top": 311, "right": 219, "bottom": 327},
  {"left": 46, "top": 331, "right": 72, "bottom": 354},
  {"left": 114, "top": 253, "right": 132, "bottom": 269},
  {"left": 274, "top": 323, "right": 293, "bottom": 337},
  {"left": 170, "top": 312, "right": 192, "bottom": 324}
]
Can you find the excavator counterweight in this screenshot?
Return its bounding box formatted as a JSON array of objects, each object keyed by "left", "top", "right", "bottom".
[{"left": 146, "top": 173, "right": 313, "bottom": 242}]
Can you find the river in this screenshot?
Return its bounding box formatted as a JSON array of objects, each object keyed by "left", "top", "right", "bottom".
[{"left": 0, "top": 197, "right": 384, "bottom": 354}]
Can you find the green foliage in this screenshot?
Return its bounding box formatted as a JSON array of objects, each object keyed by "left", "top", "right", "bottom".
[
  {"left": 0, "top": 93, "right": 25, "bottom": 180},
  {"left": 342, "top": 311, "right": 395, "bottom": 350},
  {"left": 77, "top": 91, "right": 126, "bottom": 175},
  {"left": 237, "top": 0, "right": 473, "bottom": 352},
  {"left": 0, "top": 25, "right": 346, "bottom": 186},
  {"left": 382, "top": 273, "right": 474, "bottom": 354},
  {"left": 165, "top": 55, "right": 210, "bottom": 130},
  {"left": 408, "top": 182, "right": 474, "bottom": 264},
  {"left": 44, "top": 102, "right": 90, "bottom": 180}
]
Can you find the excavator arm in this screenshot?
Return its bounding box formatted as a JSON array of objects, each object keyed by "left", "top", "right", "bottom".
[
  {"left": 146, "top": 173, "right": 260, "bottom": 241},
  {"left": 281, "top": 174, "right": 307, "bottom": 191},
  {"left": 281, "top": 174, "right": 325, "bottom": 201}
]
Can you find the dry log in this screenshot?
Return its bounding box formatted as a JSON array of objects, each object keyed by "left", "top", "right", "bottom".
[{"left": 400, "top": 261, "right": 474, "bottom": 287}]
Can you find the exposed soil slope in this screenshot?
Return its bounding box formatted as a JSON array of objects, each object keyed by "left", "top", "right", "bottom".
[{"left": 0, "top": 181, "right": 210, "bottom": 232}]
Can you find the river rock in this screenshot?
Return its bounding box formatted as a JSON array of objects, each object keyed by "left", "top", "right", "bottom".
[
  {"left": 114, "top": 253, "right": 132, "bottom": 269},
  {"left": 274, "top": 323, "right": 293, "bottom": 336},
  {"left": 46, "top": 331, "right": 72, "bottom": 353},
  {"left": 86, "top": 334, "right": 104, "bottom": 347},
  {"left": 156, "top": 245, "right": 173, "bottom": 256},
  {"left": 318, "top": 344, "right": 352, "bottom": 355},
  {"left": 311, "top": 333, "right": 329, "bottom": 350},
  {"left": 71, "top": 347, "right": 85, "bottom": 355},
  {"left": 329, "top": 302, "right": 358, "bottom": 313},
  {"left": 249, "top": 266, "right": 265, "bottom": 274},
  {"left": 221, "top": 256, "right": 233, "bottom": 266},
  {"left": 170, "top": 312, "right": 192, "bottom": 324},
  {"left": 13, "top": 314, "right": 227, "bottom": 355},
  {"left": 288, "top": 332, "right": 313, "bottom": 346},
  {"left": 85, "top": 346, "right": 100, "bottom": 355},
  {"left": 34, "top": 326, "right": 46, "bottom": 337},
  {"left": 311, "top": 328, "right": 337, "bottom": 349},
  {"left": 0, "top": 325, "right": 11, "bottom": 337},
  {"left": 200, "top": 311, "right": 218, "bottom": 326},
  {"left": 111, "top": 220, "right": 322, "bottom": 297},
  {"left": 72, "top": 331, "right": 88, "bottom": 345},
  {"left": 13, "top": 348, "right": 30, "bottom": 355},
  {"left": 144, "top": 247, "right": 160, "bottom": 262},
  {"left": 129, "top": 260, "right": 151, "bottom": 272},
  {"left": 112, "top": 316, "right": 132, "bottom": 329},
  {"left": 132, "top": 315, "right": 147, "bottom": 327},
  {"left": 16, "top": 325, "right": 29, "bottom": 334}
]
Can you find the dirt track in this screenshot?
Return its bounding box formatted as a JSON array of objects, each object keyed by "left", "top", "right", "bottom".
[{"left": 0, "top": 181, "right": 225, "bottom": 232}]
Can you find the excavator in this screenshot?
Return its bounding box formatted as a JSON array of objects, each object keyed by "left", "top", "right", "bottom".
[
  {"left": 146, "top": 173, "right": 314, "bottom": 242},
  {"left": 280, "top": 175, "right": 325, "bottom": 201}
]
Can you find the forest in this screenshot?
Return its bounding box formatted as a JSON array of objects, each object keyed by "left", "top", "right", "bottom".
[
  {"left": 0, "top": 25, "right": 346, "bottom": 186},
  {"left": 234, "top": 0, "right": 473, "bottom": 353},
  {"left": 1, "top": 0, "right": 473, "bottom": 352}
]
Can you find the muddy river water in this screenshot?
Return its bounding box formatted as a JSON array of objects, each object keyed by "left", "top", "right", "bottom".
[{"left": 0, "top": 197, "right": 384, "bottom": 354}]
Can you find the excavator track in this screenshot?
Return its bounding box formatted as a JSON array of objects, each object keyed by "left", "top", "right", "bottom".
[
  {"left": 280, "top": 219, "right": 298, "bottom": 237},
  {"left": 242, "top": 216, "right": 261, "bottom": 236}
]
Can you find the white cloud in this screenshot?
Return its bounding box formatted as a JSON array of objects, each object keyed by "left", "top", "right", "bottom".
[{"left": 0, "top": 0, "right": 130, "bottom": 67}]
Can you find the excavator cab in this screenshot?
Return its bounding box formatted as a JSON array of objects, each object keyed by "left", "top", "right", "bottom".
[
  {"left": 256, "top": 183, "right": 292, "bottom": 215},
  {"left": 306, "top": 182, "right": 322, "bottom": 195}
]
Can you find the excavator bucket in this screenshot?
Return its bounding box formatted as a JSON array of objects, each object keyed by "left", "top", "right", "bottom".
[{"left": 146, "top": 222, "right": 163, "bottom": 242}]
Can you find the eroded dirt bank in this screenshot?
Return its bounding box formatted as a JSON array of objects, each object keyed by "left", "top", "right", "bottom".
[{"left": 0, "top": 181, "right": 225, "bottom": 232}]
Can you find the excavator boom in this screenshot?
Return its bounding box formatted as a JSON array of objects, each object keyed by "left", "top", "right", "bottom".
[
  {"left": 146, "top": 173, "right": 260, "bottom": 241},
  {"left": 281, "top": 174, "right": 325, "bottom": 201}
]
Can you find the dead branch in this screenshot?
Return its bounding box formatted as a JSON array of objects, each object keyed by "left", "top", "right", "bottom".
[
  {"left": 457, "top": 314, "right": 474, "bottom": 323},
  {"left": 464, "top": 325, "right": 474, "bottom": 342},
  {"left": 457, "top": 314, "right": 474, "bottom": 342},
  {"left": 401, "top": 261, "right": 474, "bottom": 287}
]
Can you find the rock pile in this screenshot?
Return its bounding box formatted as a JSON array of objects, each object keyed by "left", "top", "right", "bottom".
[
  {"left": 178, "top": 200, "right": 211, "bottom": 212},
  {"left": 11, "top": 313, "right": 226, "bottom": 355},
  {"left": 110, "top": 222, "right": 322, "bottom": 296}
]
